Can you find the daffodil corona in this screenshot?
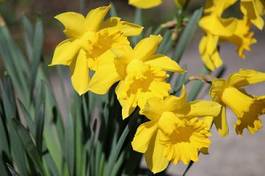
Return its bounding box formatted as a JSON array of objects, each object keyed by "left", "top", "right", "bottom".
[
  {"left": 50, "top": 5, "right": 143, "bottom": 95},
  {"left": 132, "top": 87, "right": 221, "bottom": 173},
  {"left": 210, "top": 69, "right": 265, "bottom": 136}
]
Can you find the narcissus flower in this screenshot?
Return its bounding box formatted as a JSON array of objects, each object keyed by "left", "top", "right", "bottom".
[
  {"left": 129, "top": 0, "right": 186, "bottom": 9},
  {"left": 88, "top": 35, "right": 184, "bottom": 118},
  {"left": 199, "top": 0, "right": 262, "bottom": 71},
  {"left": 131, "top": 87, "right": 221, "bottom": 173},
  {"left": 241, "top": 0, "right": 265, "bottom": 30},
  {"left": 50, "top": 5, "right": 143, "bottom": 95},
  {"left": 210, "top": 69, "right": 265, "bottom": 136}
]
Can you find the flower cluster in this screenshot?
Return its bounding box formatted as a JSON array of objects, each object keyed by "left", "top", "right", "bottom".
[
  {"left": 50, "top": 3, "right": 265, "bottom": 174},
  {"left": 50, "top": 5, "right": 143, "bottom": 95},
  {"left": 199, "top": 0, "right": 265, "bottom": 71}
]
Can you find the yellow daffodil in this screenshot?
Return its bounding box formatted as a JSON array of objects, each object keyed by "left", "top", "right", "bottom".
[
  {"left": 199, "top": 34, "right": 223, "bottom": 71},
  {"left": 199, "top": 0, "right": 259, "bottom": 71},
  {"left": 129, "top": 0, "right": 186, "bottom": 9},
  {"left": 50, "top": 5, "right": 143, "bottom": 95},
  {"left": 240, "top": 0, "right": 265, "bottom": 30},
  {"left": 210, "top": 69, "right": 265, "bottom": 136},
  {"left": 88, "top": 35, "right": 184, "bottom": 118},
  {"left": 131, "top": 87, "right": 221, "bottom": 173}
]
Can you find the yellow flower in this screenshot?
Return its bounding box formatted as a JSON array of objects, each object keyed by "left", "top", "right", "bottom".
[
  {"left": 88, "top": 35, "right": 184, "bottom": 118},
  {"left": 210, "top": 69, "right": 265, "bottom": 136},
  {"left": 199, "top": 0, "right": 258, "bottom": 71},
  {"left": 225, "top": 18, "right": 257, "bottom": 58},
  {"left": 50, "top": 5, "right": 143, "bottom": 95},
  {"left": 240, "top": 0, "right": 265, "bottom": 30},
  {"left": 131, "top": 87, "right": 221, "bottom": 173},
  {"left": 199, "top": 34, "right": 223, "bottom": 71},
  {"left": 129, "top": 0, "right": 186, "bottom": 9}
]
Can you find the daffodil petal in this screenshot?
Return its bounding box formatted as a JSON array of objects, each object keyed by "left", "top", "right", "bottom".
[
  {"left": 187, "top": 100, "right": 221, "bottom": 118},
  {"left": 131, "top": 121, "right": 157, "bottom": 153},
  {"left": 214, "top": 106, "right": 229, "bottom": 137},
  {"left": 134, "top": 35, "right": 162, "bottom": 61},
  {"left": 100, "top": 17, "right": 143, "bottom": 36},
  {"left": 165, "top": 87, "right": 190, "bottom": 113},
  {"left": 129, "top": 0, "right": 162, "bottom": 9},
  {"left": 55, "top": 12, "right": 85, "bottom": 38},
  {"left": 140, "top": 97, "right": 165, "bottom": 120},
  {"left": 115, "top": 82, "right": 137, "bottom": 119},
  {"left": 144, "top": 130, "right": 169, "bottom": 174},
  {"left": 227, "top": 69, "right": 265, "bottom": 87},
  {"left": 50, "top": 40, "right": 79, "bottom": 66},
  {"left": 241, "top": 0, "right": 264, "bottom": 30},
  {"left": 70, "top": 49, "right": 90, "bottom": 95},
  {"left": 199, "top": 15, "right": 234, "bottom": 37},
  {"left": 85, "top": 5, "right": 111, "bottom": 31},
  {"left": 199, "top": 35, "right": 223, "bottom": 71},
  {"left": 145, "top": 55, "right": 184, "bottom": 72},
  {"left": 210, "top": 79, "right": 226, "bottom": 102},
  {"left": 88, "top": 51, "right": 121, "bottom": 95},
  {"left": 149, "top": 81, "right": 171, "bottom": 98}
]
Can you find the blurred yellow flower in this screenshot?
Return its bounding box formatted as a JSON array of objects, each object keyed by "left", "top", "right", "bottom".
[
  {"left": 129, "top": 0, "right": 186, "bottom": 9},
  {"left": 210, "top": 69, "right": 265, "bottom": 136},
  {"left": 199, "top": 0, "right": 261, "bottom": 71},
  {"left": 131, "top": 87, "right": 221, "bottom": 173},
  {"left": 88, "top": 35, "right": 184, "bottom": 118},
  {"left": 241, "top": 0, "right": 265, "bottom": 29},
  {"left": 50, "top": 5, "right": 143, "bottom": 95}
]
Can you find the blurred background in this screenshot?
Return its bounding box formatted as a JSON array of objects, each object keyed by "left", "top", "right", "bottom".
[{"left": 0, "top": 0, "right": 265, "bottom": 175}]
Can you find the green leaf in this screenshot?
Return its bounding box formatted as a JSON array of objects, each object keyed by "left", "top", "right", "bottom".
[
  {"left": 95, "top": 141, "right": 103, "bottom": 176},
  {"left": 171, "top": 70, "right": 188, "bottom": 95},
  {"left": 158, "top": 30, "right": 173, "bottom": 54},
  {"left": 64, "top": 114, "right": 75, "bottom": 176},
  {"left": 17, "top": 99, "right": 35, "bottom": 135},
  {"left": 0, "top": 25, "right": 29, "bottom": 103},
  {"left": 173, "top": 8, "right": 203, "bottom": 63},
  {"left": 131, "top": 9, "right": 143, "bottom": 46},
  {"left": 0, "top": 78, "right": 16, "bottom": 119},
  {"left": 35, "top": 97, "right": 45, "bottom": 155},
  {"left": 30, "top": 19, "right": 44, "bottom": 92},
  {"left": 188, "top": 67, "right": 210, "bottom": 101},
  {"left": 104, "top": 125, "right": 129, "bottom": 176},
  {"left": 8, "top": 119, "right": 28, "bottom": 176},
  {"left": 43, "top": 154, "right": 60, "bottom": 176},
  {"left": 11, "top": 119, "right": 45, "bottom": 174},
  {"left": 0, "top": 116, "right": 9, "bottom": 156},
  {"left": 0, "top": 154, "right": 9, "bottom": 176},
  {"left": 110, "top": 2, "right": 118, "bottom": 17},
  {"left": 110, "top": 152, "right": 125, "bottom": 176},
  {"left": 44, "top": 124, "right": 63, "bottom": 175},
  {"left": 21, "top": 16, "right": 33, "bottom": 61}
]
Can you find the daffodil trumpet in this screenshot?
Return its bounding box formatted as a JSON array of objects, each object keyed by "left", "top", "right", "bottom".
[{"left": 210, "top": 69, "right": 265, "bottom": 136}]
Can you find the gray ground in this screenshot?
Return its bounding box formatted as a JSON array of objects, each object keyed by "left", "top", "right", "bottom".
[{"left": 165, "top": 30, "right": 265, "bottom": 176}]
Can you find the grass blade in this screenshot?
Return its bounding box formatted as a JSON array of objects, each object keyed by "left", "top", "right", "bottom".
[{"left": 11, "top": 119, "right": 45, "bottom": 174}]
